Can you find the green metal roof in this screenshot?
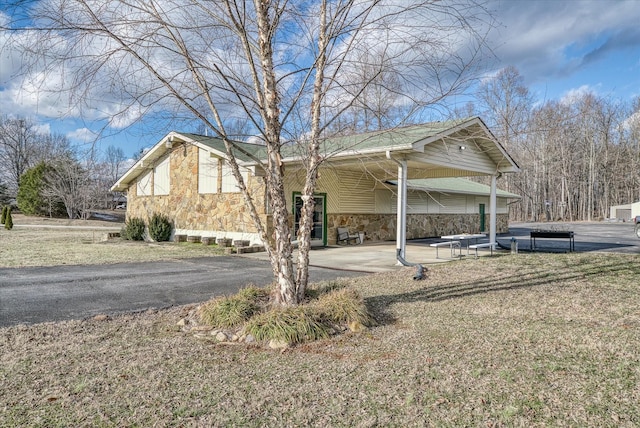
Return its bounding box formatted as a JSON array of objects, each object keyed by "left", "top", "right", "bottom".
[
  {"left": 180, "top": 133, "right": 267, "bottom": 162},
  {"left": 279, "top": 118, "right": 472, "bottom": 158},
  {"left": 182, "top": 118, "right": 474, "bottom": 161},
  {"left": 389, "top": 177, "right": 521, "bottom": 199}
]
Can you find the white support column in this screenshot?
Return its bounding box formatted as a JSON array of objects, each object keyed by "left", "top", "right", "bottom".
[
  {"left": 490, "top": 174, "right": 498, "bottom": 244},
  {"left": 396, "top": 159, "right": 407, "bottom": 262}
]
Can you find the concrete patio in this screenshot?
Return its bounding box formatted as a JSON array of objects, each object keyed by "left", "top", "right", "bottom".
[{"left": 240, "top": 239, "right": 505, "bottom": 273}]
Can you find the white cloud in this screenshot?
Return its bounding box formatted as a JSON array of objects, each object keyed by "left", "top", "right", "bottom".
[
  {"left": 487, "top": 0, "right": 640, "bottom": 85},
  {"left": 32, "top": 123, "right": 51, "bottom": 135},
  {"left": 560, "top": 85, "right": 594, "bottom": 105},
  {"left": 66, "top": 127, "right": 97, "bottom": 143}
]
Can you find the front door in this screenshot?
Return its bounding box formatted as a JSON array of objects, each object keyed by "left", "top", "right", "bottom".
[
  {"left": 294, "top": 193, "right": 327, "bottom": 246},
  {"left": 479, "top": 203, "right": 486, "bottom": 232}
]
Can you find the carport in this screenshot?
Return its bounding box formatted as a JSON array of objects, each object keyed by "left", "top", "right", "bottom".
[{"left": 307, "top": 117, "right": 520, "bottom": 264}]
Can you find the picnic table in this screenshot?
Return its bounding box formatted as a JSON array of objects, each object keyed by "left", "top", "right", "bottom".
[{"left": 440, "top": 233, "right": 486, "bottom": 257}]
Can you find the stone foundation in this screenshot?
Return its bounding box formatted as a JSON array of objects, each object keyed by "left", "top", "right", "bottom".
[{"left": 326, "top": 213, "right": 509, "bottom": 245}]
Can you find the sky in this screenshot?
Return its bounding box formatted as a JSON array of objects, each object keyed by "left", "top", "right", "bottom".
[{"left": 1, "top": 0, "right": 640, "bottom": 160}]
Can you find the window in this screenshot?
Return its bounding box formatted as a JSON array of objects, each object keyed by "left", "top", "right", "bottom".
[
  {"left": 153, "top": 156, "right": 170, "bottom": 195},
  {"left": 137, "top": 170, "right": 152, "bottom": 196},
  {"left": 221, "top": 161, "right": 249, "bottom": 193},
  {"left": 198, "top": 148, "right": 218, "bottom": 194}
]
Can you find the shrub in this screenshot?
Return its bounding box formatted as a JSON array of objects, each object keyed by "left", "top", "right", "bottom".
[
  {"left": 1, "top": 205, "right": 6, "bottom": 224},
  {"left": 4, "top": 206, "right": 13, "bottom": 230},
  {"left": 121, "top": 217, "right": 146, "bottom": 241},
  {"left": 148, "top": 213, "right": 172, "bottom": 242},
  {"left": 16, "top": 162, "right": 65, "bottom": 217}
]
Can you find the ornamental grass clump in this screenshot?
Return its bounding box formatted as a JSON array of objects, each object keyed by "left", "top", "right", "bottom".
[
  {"left": 243, "top": 306, "right": 332, "bottom": 344},
  {"left": 310, "top": 287, "right": 375, "bottom": 328},
  {"left": 121, "top": 217, "right": 146, "bottom": 241},
  {"left": 148, "top": 213, "right": 172, "bottom": 242},
  {"left": 198, "top": 285, "right": 269, "bottom": 328},
  {"left": 198, "top": 282, "right": 373, "bottom": 345}
]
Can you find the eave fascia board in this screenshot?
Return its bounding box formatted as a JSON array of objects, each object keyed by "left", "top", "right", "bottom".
[
  {"left": 110, "top": 131, "right": 184, "bottom": 192},
  {"left": 267, "top": 145, "right": 414, "bottom": 166},
  {"left": 410, "top": 117, "right": 521, "bottom": 174}
]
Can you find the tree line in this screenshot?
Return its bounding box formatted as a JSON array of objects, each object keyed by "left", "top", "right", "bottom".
[
  {"left": 0, "top": 116, "right": 129, "bottom": 218},
  {"left": 468, "top": 66, "right": 640, "bottom": 222}
]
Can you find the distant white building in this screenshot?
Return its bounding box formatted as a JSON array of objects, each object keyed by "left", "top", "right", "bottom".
[{"left": 609, "top": 201, "right": 640, "bottom": 221}]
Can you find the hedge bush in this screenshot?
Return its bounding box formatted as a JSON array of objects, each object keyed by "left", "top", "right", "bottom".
[
  {"left": 148, "top": 213, "right": 172, "bottom": 242},
  {"left": 121, "top": 217, "right": 146, "bottom": 241},
  {"left": 4, "top": 206, "right": 13, "bottom": 230}
]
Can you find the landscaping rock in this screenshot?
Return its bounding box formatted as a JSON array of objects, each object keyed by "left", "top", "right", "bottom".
[
  {"left": 201, "top": 236, "right": 216, "bottom": 245},
  {"left": 268, "top": 339, "right": 289, "bottom": 350},
  {"left": 217, "top": 238, "right": 232, "bottom": 247}
]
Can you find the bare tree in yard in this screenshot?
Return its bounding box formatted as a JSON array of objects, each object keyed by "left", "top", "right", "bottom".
[
  {"left": 41, "top": 157, "right": 91, "bottom": 219},
  {"left": 8, "top": 0, "right": 493, "bottom": 304}
]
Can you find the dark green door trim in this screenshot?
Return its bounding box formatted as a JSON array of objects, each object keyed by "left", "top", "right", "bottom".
[{"left": 293, "top": 192, "right": 327, "bottom": 246}]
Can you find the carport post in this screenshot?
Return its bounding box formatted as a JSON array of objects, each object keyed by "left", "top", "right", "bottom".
[
  {"left": 490, "top": 174, "right": 498, "bottom": 245},
  {"left": 387, "top": 152, "right": 407, "bottom": 264}
]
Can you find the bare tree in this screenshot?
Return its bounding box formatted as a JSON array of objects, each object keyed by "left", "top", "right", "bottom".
[
  {"left": 104, "top": 145, "right": 127, "bottom": 186},
  {"left": 42, "top": 157, "right": 90, "bottom": 219},
  {"left": 498, "top": 89, "right": 636, "bottom": 223},
  {"left": 8, "top": 0, "right": 494, "bottom": 304},
  {"left": 0, "top": 116, "right": 74, "bottom": 193},
  {"left": 477, "top": 66, "right": 533, "bottom": 148}
]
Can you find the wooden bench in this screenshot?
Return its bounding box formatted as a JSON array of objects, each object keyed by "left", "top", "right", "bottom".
[
  {"left": 468, "top": 242, "right": 496, "bottom": 259},
  {"left": 337, "top": 227, "right": 360, "bottom": 245},
  {"left": 430, "top": 241, "right": 460, "bottom": 258},
  {"left": 530, "top": 230, "right": 575, "bottom": 252}
]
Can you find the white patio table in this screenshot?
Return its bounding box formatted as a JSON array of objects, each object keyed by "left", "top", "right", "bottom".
[{"left": 440, "top": 233, "right": 487, "bottom": 256}]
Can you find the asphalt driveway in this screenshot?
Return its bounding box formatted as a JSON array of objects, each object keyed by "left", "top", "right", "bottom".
[
  {"left": 2, "top": 221, "right": 638, "bottom": 328},
  {"left": 503, "top": 221, "right": 640, "bottom": 253},
  {"left": 0, "top": 256, "right": 364, "bottom": 328}
]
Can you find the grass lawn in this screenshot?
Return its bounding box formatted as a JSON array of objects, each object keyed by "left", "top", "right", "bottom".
[
  {"left": 1, "top": 240, "right": 639, "bottom": 426},
  {"left": 0, "top": 215, "right": 226, "bottom": 267}
]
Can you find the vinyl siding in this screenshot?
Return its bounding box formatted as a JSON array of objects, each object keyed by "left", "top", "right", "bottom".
[{"left": 421, "top": 139, "right": 496, "bottom": 174}]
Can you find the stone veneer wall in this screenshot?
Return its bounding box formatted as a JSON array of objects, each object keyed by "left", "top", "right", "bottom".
[
  {"left": 326, "top": 213, "right": 509, "bottom": 245},
  {"left": 126, "top": 143, "right": 268, "bottom": 243}
]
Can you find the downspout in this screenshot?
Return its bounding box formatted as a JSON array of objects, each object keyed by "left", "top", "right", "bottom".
[{"left": 386, "top": 151, "right": 425, "bottom": 280}]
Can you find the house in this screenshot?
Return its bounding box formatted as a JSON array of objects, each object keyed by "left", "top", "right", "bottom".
[{"left": 111, "top": 117, "right": 520, "bottom": 249}]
